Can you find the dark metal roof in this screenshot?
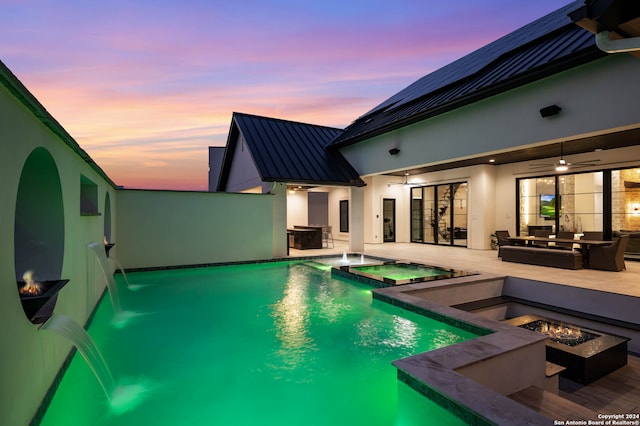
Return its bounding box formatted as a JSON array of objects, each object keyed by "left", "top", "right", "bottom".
[
  {"left": 331, "top": 1, "right": 606, "bottom": 147},
  {"left": 217, "top": 112, "right": 365, "bottom": 190}
]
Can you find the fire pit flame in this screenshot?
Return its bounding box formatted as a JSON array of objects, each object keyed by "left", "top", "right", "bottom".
[
  {"left": 19, "top": 270, "right": 43, "bottom": 296},
  {"left": 540, "top": 321, "right": 583, "bottom": 340},
  {"left": 520, "top": 319, "right": 599, "bottom": 347}
]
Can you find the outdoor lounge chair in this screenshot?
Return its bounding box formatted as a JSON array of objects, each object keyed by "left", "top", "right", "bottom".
[{"left": 588, "top": 235, "right": 629, "bottom": 271}]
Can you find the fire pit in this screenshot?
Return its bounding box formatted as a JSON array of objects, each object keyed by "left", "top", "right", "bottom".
[
  {"left": 518, "top": 319, "right": 599, "bottom": 347},
  {"left": 17, "top": 277, "right": 70, "bottom": 324},
  {"left": 505, "top": 314, "right": 629, "bottom": 384}
]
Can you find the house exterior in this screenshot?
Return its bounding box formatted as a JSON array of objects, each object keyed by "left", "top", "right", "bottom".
[
  {"left": 1, "top": 0, "right": 639, "bottom": 424},
  {"left": 216, "top": 0, "right": 640, "bottom": 254}
]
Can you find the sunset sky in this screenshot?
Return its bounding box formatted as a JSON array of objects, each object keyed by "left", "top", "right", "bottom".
[{"left": 2, "top": 0, "right": 571, "bottom": 190}]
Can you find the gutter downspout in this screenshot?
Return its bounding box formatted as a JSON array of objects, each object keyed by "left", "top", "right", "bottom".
[{"left": 596, "top": 30, "right": 640, "bottom": 53}]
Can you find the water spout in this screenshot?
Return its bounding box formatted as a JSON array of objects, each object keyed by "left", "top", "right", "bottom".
[
  {"left": 41, "top": 314, "right": 116, "bottom": 401},
  {"left": 360, "top": 254, "right": 364, "bottom": 264},
  {"left": 41, "top": 314, "right": 149, "bottom": 413},
  {"left": 342, "top": 252, "right": 348, "bottom": 264},
  {"left": 113, "top": 257, "right": 134, "bottom": 290},
  {"left": 88, "top": 241, "right": 122, "bottom": 315}
]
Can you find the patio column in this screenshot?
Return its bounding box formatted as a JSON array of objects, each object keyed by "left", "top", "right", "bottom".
[
  {"left": 271, "top": 182, "right": 288, "bottom": 257},
  {"left": 349, "top": 186, "right": 365, "bottom": 253}
]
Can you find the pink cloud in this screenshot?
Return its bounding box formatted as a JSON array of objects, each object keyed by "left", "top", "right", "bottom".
[{"left": 2, "top": 0, "right": 570, "bottom": 190}]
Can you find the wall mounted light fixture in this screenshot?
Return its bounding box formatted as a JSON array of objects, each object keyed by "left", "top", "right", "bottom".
[
  {"left": 540, "top": 105, "right": 562, "bottom": 118},
  {"left": 389, "top": 148, "right": 400, "bottom": 156}
]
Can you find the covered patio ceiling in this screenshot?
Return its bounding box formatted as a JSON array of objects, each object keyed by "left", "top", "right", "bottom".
[{"left": 385, "top": 127, "right": 640, "bottom": 177}]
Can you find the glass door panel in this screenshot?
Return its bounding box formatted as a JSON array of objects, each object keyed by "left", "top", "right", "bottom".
[
  {"left": 452, "top": 183, "right": 468, "bottom": 246},
  {"left": 611, "top": 167, "right": 640, "bottom": 236},
  {"left": 423, "top": 187, "right": 436, "bottom": 244},
  {"left": 559, "top": 172, "right": 603, "bottom": 234},
  {"left": 436, "top": 184, "right": 451, "bottom": 245},
  {"left": 519, "top": 177, "right": 555, "bottom": 235},
  {"left": 383, "top": 198, "right": 396, "bottom": 242},
  {"left": 411, "top": 188, "right": 423, "bottom": 242}
]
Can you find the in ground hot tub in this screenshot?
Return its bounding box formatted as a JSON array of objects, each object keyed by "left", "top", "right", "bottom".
[{"left": 334, "top": 261, "right": 477, "bottom": 287}]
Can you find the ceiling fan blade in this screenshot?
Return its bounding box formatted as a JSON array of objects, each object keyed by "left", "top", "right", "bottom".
[{"left": 529, "top": 163, "right": 554, "bottom": 168}]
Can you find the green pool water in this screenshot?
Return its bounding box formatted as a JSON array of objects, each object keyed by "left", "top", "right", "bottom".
[{"left": 40, "top": 261, "right": 476, "bottom": 425}]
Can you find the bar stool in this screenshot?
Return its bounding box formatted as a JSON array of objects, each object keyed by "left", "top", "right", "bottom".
[{"left": 322, "top": 225, "right": 334, "bottom": 248}]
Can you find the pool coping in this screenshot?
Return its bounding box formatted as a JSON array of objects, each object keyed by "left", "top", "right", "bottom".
[{"left": 374, "top": 284, "right": 551, "bottom": 425}]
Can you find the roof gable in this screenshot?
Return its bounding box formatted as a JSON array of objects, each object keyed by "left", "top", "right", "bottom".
[{"left": 217, "top": 113, "right": 364, "bottom": 191}]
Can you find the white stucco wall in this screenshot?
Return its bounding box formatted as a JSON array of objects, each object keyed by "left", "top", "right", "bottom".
[
  {"left": 0, "top": 74, "right": 285, "bottom": 425},
  {"left": 116, "top": 189, "right": 275, "bottom": 269},
  {"left": 225, "top": 134, "right": 262, "bottom": 193},
  {"left": 0, "top": 83, "right": 117, "bottom": 426},
  {"left": 340, "top": 54, "right": 640, "bottom": 177},
  {"left": 286, "top": 190, "right": 308, "bottom": 228}
]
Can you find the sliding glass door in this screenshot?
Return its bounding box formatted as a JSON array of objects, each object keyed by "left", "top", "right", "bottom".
[
  {"left": 517, "top": 171, "right": 604, "bottom": 236},
  {"left": 410, "top": 182, "right": 467, "bottom": 247}
]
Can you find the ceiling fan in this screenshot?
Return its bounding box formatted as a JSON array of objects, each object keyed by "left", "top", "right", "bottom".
[
  {"left": 529, "top": 142, "right": 600, "bottom": 172},
  {"left": 388, "top": 172, "right": 421, "bottom": 187}
]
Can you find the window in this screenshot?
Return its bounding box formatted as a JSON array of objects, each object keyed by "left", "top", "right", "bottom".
[
  {"left": 339, "top": 200, "right": 349, "bottom": 233},
  {"left": 517, "top": 172, "right": 603, "bottom": 235},
  {"left": 612, "top": 167, "right": 640, "bottom": 233}
]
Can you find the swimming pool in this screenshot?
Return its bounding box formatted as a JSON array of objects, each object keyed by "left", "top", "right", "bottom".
[
  {"left": 336, "top": 262, "right": 477, "bottom": 287},
  {"left": 39, "top": 261, "right": 477, "bottom": 425}
]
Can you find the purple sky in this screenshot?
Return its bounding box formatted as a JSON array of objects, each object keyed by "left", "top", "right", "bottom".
[{"left": 1, "top": 0, "right": 572, "bottom": 190}]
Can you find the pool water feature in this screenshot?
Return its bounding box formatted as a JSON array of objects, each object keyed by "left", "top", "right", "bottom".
[
  {"left": 307, "top": 254, "right": 385, "bottom": 268},
  {"left": 338, "top": 262, "right": 477, "bottom": 287},
  {"left": 39, "top": 261, "right": 477, "bottom": 426},
  {"left": 40, "top": 314, "right": 117, "bottom": 401}
]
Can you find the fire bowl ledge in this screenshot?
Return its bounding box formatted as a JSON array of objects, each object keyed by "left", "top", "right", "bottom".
[
  {"left": 17, "top": 279, "right": 70, "bottom": 324},
  {"left": 504, "top": 314, "right": 629, "bottom": 384}
]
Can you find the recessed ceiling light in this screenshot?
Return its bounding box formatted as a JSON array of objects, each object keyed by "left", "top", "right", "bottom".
[{"left": 489, "top": 159, "right": 496, "bottom": 163}]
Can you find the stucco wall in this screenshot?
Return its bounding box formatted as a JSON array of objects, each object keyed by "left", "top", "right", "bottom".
[
  {"left": 0, "top": 83, "right": 117, "bottom": 426},
  {"left": 115, "top": 189, "right": 275, "bottom": 269},
  {"left": 225, "top": 133, "right": 262, "bottom": 192},
  {"left": 1, "top": 74, "right": 282, "bottom": 425},
  {"left": 286, "top": 190, "right": 308, "bottom": 228},
  {"left": 340, "top": 54, "right": 640, "bottom": 177}
]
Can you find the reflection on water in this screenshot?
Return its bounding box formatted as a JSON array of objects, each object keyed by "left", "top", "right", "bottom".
[
  {"left": 354, "top": 315, "right": 420, "bottom": 356},
  {"left": 270, "top": 266, "right": 316, "bottom": 371}
]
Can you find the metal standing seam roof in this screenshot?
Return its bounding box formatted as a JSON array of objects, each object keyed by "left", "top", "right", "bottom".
[
  {"left": 331, "top": 1, "right": 605, "bottom": 147},
  {"left": 218, "top": 112, "right": 364, "bottom": 189}
]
